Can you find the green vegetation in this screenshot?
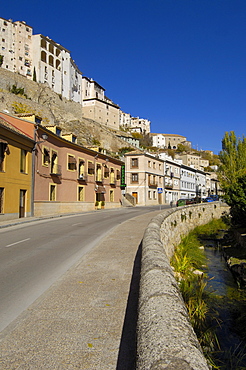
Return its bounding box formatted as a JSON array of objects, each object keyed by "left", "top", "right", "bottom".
[
  {"left": 219, "top": 131, "right": 246, "bottom": 227},
  {"left": 10, "top": 84, "right": 28, "bottom": 98},
  {"left": 171, "top": 218, "right": 228, "bottom": 368}
]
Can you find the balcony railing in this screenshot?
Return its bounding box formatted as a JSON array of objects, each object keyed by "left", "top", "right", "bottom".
[
  {"left": 50, "top": 164, "right": 62, "bottom": 176},
  {"left": 78, "top": 173, "right": 88, "bottom": 182},
  {"left": 148, "top": 182, "right": 157, "bottom": 188},
  {"left": 96, "top": 176, "right": 104, "bottom": 183}
]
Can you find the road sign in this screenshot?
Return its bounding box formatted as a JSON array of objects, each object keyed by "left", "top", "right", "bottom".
[{"left": 157, "top": 188, "right": 163, "bottom": 193}]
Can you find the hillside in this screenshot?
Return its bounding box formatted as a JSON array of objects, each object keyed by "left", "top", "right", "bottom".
[{"left": 0, "top": 68, "right": 134, "bottom": 154}]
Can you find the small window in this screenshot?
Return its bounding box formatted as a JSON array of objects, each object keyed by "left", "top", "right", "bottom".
[
  {"left": 110, "top": 190, "right": 114, "bottom": 202},
  {"left": 20, "top": 149, "right": 27, "bottom": 173},
  {"left": 131, "top": 158, "right": 138, "bottom": 168},
  {"left": 0, "top": 141, "right": 7, "bottom": 171},
  {"left": 43, "top": 147, "right": 50, "bottom": 166},
  {"left": 88, "top": 161, "right": 95, "bottom": 175},
  {"left": 68, "top": 155, "right": 76, "bottom": 171},
  {"left": 131, "top": 173, "right": 138, "bottom": 183}
]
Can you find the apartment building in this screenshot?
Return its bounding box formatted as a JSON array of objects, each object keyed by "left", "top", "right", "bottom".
[
  {"left": 179, "top": 165, "right": 196, "bottom": 199},
  {"left": 119, "top": 111, "right": 132, "bottom": 128},
  {"left": 151, "top": 133, "right": 166, "bottom": 149},
  {"left": 130, "top": 117, "right": 151, "bottom": 134},
  {"left": 32, "top": 34, "right": 83, "bottom": 104},
  {"left": 175, "top": 152, "right": 209, "bottom": 171},
  {"left": 82, "top": 76, "right": 120, "bottom": 130},
  {"left": 0, "top": 115, "right": 34, "bottom": 221},
  {"left": 158, "top": 134, "right": 191, "bottom": 149},
  {"left": 0, "top": 18, "right": 33, "bottom": 78},
  {"left": 125, "top": 151, "right": 165, "bottom": 206},
  {"left": 0, "top": 111, "right": 123, "bottom": 216},
  {"left": 159, "top": 153, "right": 181, "bottom": 204}
]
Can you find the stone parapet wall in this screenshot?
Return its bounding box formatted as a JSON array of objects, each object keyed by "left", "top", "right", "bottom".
[{"left": 137, "top": 202, "right": 229, "bottom": 370}]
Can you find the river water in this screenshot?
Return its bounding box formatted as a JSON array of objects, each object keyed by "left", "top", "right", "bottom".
[{"left": 203, "top": 240, "right": 246, "bottom": 369}]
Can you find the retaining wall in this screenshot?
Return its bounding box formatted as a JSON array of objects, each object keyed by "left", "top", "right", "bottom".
[{"left": 137, "top": 202, "right": 229, "bottom": 370}]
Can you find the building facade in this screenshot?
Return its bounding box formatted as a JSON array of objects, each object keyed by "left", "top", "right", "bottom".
[
  {"left": 0, "top": 18, "right": 33, "bottom": 78},
  {"left": 0, "top": 111, "right": 123, "bottom": 217},
  {"left": 125, "top": 151, "right": 165, "bottom": 206},
  {"left": 82, "top": 77, "right": 120, "bottom": 130},
  {"left": 0, "top": 116, "right": 34, "bottom": 221}
]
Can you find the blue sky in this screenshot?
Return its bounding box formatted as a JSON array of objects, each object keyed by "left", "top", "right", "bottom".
[{"left": 2, "top": 0, "right": 246, "bottom": 154}]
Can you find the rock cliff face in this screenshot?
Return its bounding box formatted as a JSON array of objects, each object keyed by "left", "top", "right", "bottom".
[{"left": 0, "top": 68, "right": 130, "bottom": 153}]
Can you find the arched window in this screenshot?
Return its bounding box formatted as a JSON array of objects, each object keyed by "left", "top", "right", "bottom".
[
  {"left": 41, "top": 51, "right": 46, "bottom": 63},
  {"left": 49, "top": 55, "right": 54, "bottom": 67}
]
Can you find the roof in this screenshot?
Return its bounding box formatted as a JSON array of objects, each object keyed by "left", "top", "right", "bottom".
[{"left": 0, "top": 118, "right": 35, "bottom": 143}]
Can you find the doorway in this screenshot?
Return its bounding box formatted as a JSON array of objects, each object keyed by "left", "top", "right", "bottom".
[
  {"left": 19, "top": 189, "right": 26, "bottom": 218},
  {"left": 132, "top": 192, "right": 138, "bottom": 204}
]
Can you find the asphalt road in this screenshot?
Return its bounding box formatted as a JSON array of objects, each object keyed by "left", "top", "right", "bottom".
[{"left": 0, "top": 205, "right": 168, "bottom": 332}]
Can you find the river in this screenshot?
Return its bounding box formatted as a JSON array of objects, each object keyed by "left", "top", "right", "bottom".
[{"left": 203, "top": 240, "right": 246, "bottom": 369}]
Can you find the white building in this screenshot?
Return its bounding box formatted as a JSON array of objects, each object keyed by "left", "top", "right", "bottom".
[
  {"left": 151, "top": 133, "right": 166, "bottom": 148},
  {"left": 32, "top": 34, "right": 83, "bottom": 104},
  {"left": 180, "top": 165, "right": 196, "bottom": 199},
  {"left": 0, "top": 18, "right": 33, "bottom": 78}
]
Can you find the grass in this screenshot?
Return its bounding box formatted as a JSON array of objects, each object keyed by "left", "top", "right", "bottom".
[{"left": 171, "top": 218, "right": 229, "bottom": 369}]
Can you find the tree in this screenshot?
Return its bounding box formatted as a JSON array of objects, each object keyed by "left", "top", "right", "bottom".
[
  {"left": 219, "top": 131, "right": 246, "bottom": 191},
  {"left": 219, "top": 131, "right": 246, "bottom": 226}
]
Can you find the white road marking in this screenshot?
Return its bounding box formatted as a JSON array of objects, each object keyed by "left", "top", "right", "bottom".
[{"left": 5, "top": 238, "right": 30, "bottom": 248}]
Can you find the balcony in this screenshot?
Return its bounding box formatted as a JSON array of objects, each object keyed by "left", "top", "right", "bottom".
[
  {"left": 165, "top": 180, "right": 173, "bottom": 189},
  {"left": 148, "top": 182, "right": 157, "bottom": 189},
  {"left": 96, "top": 175, "right": 104, "bottom": 183},
  {"left": 50, "top": 164, "right": 62, "bottom": 176},
  {"left": 78, "top": 173, "right": 88, "bottom": 182},
  {"left": 110, "top": 179, "right": 117, "bottom": 186}
]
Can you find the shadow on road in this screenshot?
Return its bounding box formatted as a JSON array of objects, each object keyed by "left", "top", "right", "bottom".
[{"left": 116, "top": 242, "right": 142, "bottom": 370}]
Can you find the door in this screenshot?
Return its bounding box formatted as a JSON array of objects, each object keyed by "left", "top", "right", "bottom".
[
  {"left": 132, "top": 192, "right": 138, "bottom": 204},
  {"left": 19, "top": 190, "right": 26, "bottom": 218}
]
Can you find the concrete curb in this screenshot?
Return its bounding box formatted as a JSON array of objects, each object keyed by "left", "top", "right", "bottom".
[{"left": 137, "top": 202, "right": 229, "bottom": 370}]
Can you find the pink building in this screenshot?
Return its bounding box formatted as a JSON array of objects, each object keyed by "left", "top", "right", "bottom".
[{"left": 0, "top": 112, "right": 123, "bottom": 216}]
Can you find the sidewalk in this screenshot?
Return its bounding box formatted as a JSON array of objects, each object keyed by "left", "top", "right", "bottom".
[{"left": 0, "top": 210, "right": 162, "bottom": 369}]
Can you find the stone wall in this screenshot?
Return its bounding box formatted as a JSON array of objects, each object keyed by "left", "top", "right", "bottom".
[{"left": 137, "top": 202, "right": 229, "bottom": 370}]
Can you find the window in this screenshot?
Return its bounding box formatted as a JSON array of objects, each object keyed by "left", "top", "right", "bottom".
[
  {"left": 96, "top": 163, "right": 102, "bottom": 181},
  {"left": 49, "top": 55, "right": 54, "bottom": 67},
  {"left": 104, "top": 166, "right": 109, "bottom": 178},
  {"left": 43, "top": 147, "right": 50, "bottom": 166},
  {"left": 88, "top": 161, "right": 95, "bottom": 175},
  {"left": 68, "top": 155, "right": 76, "bottom": 171},
  {"left": 110, "top": 168, "right": 115, "bottom": 183},
  {"left": 131, "top": 158, "right": 138, "bottom": 168},
  {"left": 148, "top": 161, "right": 151, "bottom": 168},
  {"left": 78, "top": 186, "right": 84, "bottom": 201},
  {"left": 20, "top": 149, "right": 27, "bottom": 173},
  {"left": 0, "top": 187, "right": 4, "bottom": 213},
  {"left": 0, "top": 140, "right": 7, "bottom": 171},
  {"left": 148, "top": 191, "right": 152, "bottom": 199},
  {"left": 131, "top": 173, "right": 138, "bottom": 183},
  {"left": 50, "top": 184, "right": 56, "bottom": 201},
  {"left": 78, "top": 159, "right": 85, "bottom": 178},
  {"left": 51, "top": 151, "right": 59, "bottom": 174},
  {"left": 110, "top": 190, "right": 114, "bottom": 202},
  {"left": 41, "top": 51, "right": 46, "bottom": 63}
]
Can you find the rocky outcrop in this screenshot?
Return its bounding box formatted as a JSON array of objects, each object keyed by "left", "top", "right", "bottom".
[{"left": 0, "top": 68, "right": 134, "bottom": 152}]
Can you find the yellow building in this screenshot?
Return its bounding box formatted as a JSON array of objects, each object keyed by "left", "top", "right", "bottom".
[{"left": 0, "top": 117, "right": 34, "bottom": 221}]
